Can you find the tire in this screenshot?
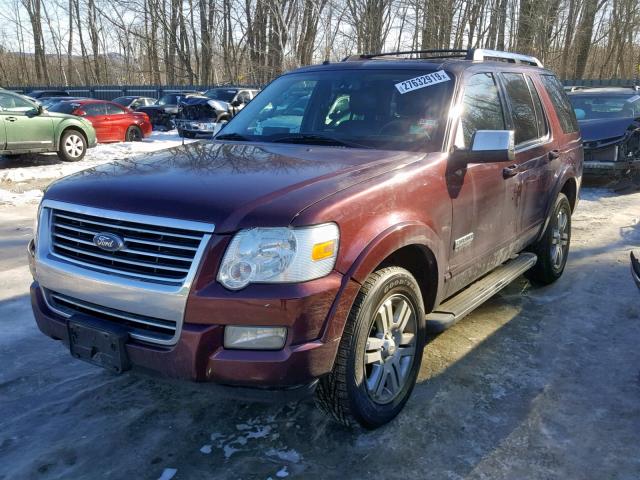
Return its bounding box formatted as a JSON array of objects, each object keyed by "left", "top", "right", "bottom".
[
  {"left": 125, "top": 125, "right": 143, "bottom": 142},
  {"left": 315, "top": 267, "right": 426, "bottom": 428},
  {"left": 57, "top": 130, "right": 87, "bottom": 162},
  {"left": 526, "top": 193, "right": 572, "bottom": 284}
]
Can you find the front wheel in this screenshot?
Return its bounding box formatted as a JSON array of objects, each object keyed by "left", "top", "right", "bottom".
[
  {"left": 526, "top": 192, "right": 572, "bottom": 284},
  {"left": 315, "top": 267, "right": 426, "bottom": 428},
  {"left": 57, "top": 130, "right": 87, "bottom": 162}
]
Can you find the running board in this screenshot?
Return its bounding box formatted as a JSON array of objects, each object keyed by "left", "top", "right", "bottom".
[{"left": 426, "top": 253, "right": 537, "bottom": 332}]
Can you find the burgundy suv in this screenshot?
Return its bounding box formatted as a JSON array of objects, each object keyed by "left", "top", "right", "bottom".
[{"left": 29, "top": 49, "right": 582, "bottom": 428}]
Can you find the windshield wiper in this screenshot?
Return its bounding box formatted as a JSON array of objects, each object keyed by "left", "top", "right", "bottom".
[
  {"left": 269, "top": 133, "right": 370, "bottom": 149},
  {"left": 215, "top": 132, "right": 250, "bottom": 141}
]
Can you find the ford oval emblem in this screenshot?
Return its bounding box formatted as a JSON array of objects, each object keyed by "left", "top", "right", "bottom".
[{"left": 93, "top": 232, "right": 125, "bottom": 252}]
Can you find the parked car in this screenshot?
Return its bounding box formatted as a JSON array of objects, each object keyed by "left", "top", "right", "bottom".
[
  {"left": 632, "top": 252, "right": 640, "bottom": 290},
  {"left": 29, "top": 49, "right": 582, "bottom": 428},
  {"left": 136, "top": 91, "right": 199, "bottom": 130},
  {"left": 48, "top": 99, "right": 152, "bottom": 143},
  {"left": 112, "top": 96, "right": 157, "bottom": 110},
  {"left": 0, "top": 89, "right": 96, "bottom": 161},
  {"left": 26, "top": 89, "right": 71, "bottom": 102},
  {"left": 567, "top": 86, "right": 640, "bottom": 175},
  {"left": 176, "top": 88, "right": 259, "bottom": 139},
  {"left": 40, "top": 97, "right": 88, "bottom": 110}
]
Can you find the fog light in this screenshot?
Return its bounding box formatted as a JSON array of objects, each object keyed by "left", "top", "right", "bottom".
[{"left": 224, "top": 326, "right": 287, "bottom": 350}]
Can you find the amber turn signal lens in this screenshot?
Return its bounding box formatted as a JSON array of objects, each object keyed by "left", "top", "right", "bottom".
[{"left": 311, "top": 240, "right": 336, "bottom": 261}]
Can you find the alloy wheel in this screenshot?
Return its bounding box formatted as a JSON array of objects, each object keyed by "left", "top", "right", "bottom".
[
  {"left": 64, "top": 134, "right": 84, "bottom": 158},
  {"left": 551, "top": 208, "right": 569, "bottom": 270},
  {"left": 364, "top": 294, "right": 417, "bottom": 404}
]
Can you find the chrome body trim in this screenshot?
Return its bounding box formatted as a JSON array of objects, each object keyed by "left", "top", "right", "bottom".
[{"left": 35, "top": 199, "right": 215, "bottom": 346}]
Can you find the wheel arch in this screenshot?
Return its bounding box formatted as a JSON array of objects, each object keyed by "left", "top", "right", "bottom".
[
  {"left": 345, "top": 222, "right": 444, "bottom": 314},
  {"left": 58, "top": 124, "right": 88, "bottom": 147}
]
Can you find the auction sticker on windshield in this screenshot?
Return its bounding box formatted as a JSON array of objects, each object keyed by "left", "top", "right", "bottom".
[{"left": 395, "top": 70, "right": 451, "bottom": 94}]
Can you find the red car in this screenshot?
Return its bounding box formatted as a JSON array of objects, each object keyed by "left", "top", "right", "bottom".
[{"left": 48, "top": 99, "right": 152, "bottom": 143}]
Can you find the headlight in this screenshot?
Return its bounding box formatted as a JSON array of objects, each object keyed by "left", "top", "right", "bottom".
[
  {"left": 217, "top": 223, "right": 339, "bottom": 290},
  {"left": 33, "top": 202, "right": 42, "bottom": 247}
]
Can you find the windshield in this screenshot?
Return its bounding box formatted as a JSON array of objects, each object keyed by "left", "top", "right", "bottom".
[
  {"left": 158, "top": 94, "right": 178, "bottom": 105},
  {"left": 569, "top": 94, "right": 640, "bottom": 120},
  {"left": 48, "top": 102, "right": 78, "bottom": 114},
  {"left": 217, "top": 69, "right": 454, "bottom": 152},
  {"left": 113, "top": 97, "right": 131, "bottom": 106},
  {"left": 205, "top": 89, "right": 237, "bottom": 102}
]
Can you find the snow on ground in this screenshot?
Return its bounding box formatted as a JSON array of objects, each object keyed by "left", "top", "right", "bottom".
[{"left": 0, "top": 131, "right": 196, "bottom": 205}]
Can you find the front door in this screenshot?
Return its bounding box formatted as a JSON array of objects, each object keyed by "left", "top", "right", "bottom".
[
  {"left": 0, "top": 92, "right": 54, "bottom": 150},
  {"left": 446, "top": 72, "right": 520, "bottom": 296},
  {"left": 81, "top": 103, "right": 110, "bottom": 142}
]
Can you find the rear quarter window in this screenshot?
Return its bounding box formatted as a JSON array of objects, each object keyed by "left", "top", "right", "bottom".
[
  {"left": 501, "top": 72, "right": 539, "bottom": 145},
  {"left": 540, "top": 75, "right": 579, "bottom": 134}
]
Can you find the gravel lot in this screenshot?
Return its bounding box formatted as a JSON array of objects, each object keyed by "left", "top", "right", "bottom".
[{"left": 0, "top": 150, "right": 639, "bottom": 479}]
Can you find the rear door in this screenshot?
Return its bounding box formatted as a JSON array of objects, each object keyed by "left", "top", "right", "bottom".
[
  {"left": 0, "top": 92, "right": 54, "bottom": 150},
  {"left": 498, "top": 72, "right": 553, "bottom": 240}
]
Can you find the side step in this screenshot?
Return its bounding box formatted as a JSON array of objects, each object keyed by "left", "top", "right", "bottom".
[{"left": 426, "top": 253, "right": 537, "bottom": 333}]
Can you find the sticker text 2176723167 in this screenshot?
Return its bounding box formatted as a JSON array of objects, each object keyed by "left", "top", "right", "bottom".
[{"left": 395, "top": 70, "right": 451, "bottom": 94}]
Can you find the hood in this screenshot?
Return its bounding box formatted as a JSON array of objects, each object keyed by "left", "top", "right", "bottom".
[
  {"left": 138, "top": 104, "right": 179, "bottom": 114},
  {"left": 44, "top": 141, "right": 426, "bottom": 232},
  {"left": 578, "top": 117, "right": 636, "bottom": 143},
  {"left": 179, "top": 98, "right": 225, "bottom": 120}
]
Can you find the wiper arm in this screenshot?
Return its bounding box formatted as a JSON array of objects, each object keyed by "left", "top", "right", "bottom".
[
  {"left": 269, "top": 134, "right": 370, "bottom": 149},
  {"left": 215, "top": 132, "right": 249, "bottom": 141}
]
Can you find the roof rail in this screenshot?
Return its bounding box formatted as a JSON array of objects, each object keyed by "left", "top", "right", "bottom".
[
  {"left": 343, "top": 48, "right": 543, "bottom": 67},
  {"left": 467, "top": 49, "right": 543, "bottom": 67}
]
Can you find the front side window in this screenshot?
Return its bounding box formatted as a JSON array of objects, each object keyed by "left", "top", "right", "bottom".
[
  {"left": 501, "top": 73, "right": 539, "bottom": 145},
  {"left": 83, "top": 103, "right": 106, "bottom": 116},
  {"left": 219, "top": 69, "right": 455, "bottom": 152},
  {"left": 541, "top": 75, "right": 579, "bottom": 134},
  {"left": 0, "top": 93, "right": 35, "bottom": 113},
  {"left": 105, "top": 103, "right": 126, "bottom": 115},
  {"left": 459, "top": 73, "right": 506, "bottom": 147}
]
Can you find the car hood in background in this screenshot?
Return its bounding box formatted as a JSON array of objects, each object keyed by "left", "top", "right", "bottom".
[
  {"left": 578, "top": 117, "right": 637, "bottom": 143},
  {"left": 44, "top": 141, "right": 427, "bottom": 232}
]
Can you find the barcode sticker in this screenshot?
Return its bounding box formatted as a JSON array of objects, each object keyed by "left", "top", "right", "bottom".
[{"left": 395, "top": 70, "right": 451, "bottom": 94}]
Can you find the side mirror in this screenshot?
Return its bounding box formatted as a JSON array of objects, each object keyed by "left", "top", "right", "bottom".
[
  {"left": 37, "top": 104, "right": 44, "bottom": 115},
  {"left": 75, "top": 109, "right": 87, "bottom": 117},
  {"left": 453, "top": 130, "right": 515, "bottom": 164}
]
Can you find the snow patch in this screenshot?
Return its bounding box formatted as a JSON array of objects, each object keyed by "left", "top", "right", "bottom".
[
  {"left": 157, "top": 468, "right": 177, "bottom": 480},
  {"left": 276, "top": 466, "right": 289, "bottom": 478},
  {"left": 0, "top": 188, "right": 43, "bottom": 205},
  {"left": 199, "top": 444, "right": 212, "bottom": 454},
  {"left": 266, "top": 448, "right": 301, "bottom": 463}
]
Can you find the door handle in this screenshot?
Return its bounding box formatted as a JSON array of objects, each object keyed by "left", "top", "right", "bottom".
[
  {"left": 6, "top": 116, "right": 17, "bottom": 122},
  {"left": 548, "top": 149, "right": 560, "bottom": 161},
  {"left": 502, "top": 164, "right": 519, "bottom": 178}
]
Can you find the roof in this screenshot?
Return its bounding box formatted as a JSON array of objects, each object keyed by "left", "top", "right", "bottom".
[
  {"left": 289, "top": 49, "right": 553, "bottom": 76},
  {"left": 567, "top": 86, "right": 640, "bottom": 95}
]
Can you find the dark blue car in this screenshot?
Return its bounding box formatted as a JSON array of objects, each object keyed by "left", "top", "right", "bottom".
[{"left": 568, "top": 87, "right": 640, "bottom": 175}]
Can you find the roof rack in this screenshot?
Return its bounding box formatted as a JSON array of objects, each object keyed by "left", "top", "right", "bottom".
[{"left": 342, "top": 48, "right": 543, "bottom": 67}]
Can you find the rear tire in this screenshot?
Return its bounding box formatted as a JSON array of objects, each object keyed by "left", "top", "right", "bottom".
[
  {"left": 125, "top": 125, "right": 143, "bottom": 142},
  {"left": 57, "top": 130, "right": 87, "bottom": 162},
  {"left": 526, "top": 193, "right": 572, "bottom": 284},
  {"left": 315, "top": 267, "right": 426, "bottom": 428}
]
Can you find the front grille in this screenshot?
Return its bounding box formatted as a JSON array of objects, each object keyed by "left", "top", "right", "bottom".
[
  {"left": 47, "top": 290, "right": 175, "bottom": 342},
  {"left": 49, "top": 208, "right": 206, "bottom": 284}
]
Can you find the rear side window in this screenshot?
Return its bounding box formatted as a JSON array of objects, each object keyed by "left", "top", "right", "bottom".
[
  {"left": 105, "top": 103, "right": 126, "bottom": 115},
  {"left": 501, "top": 73, "right": 539, "bottom": 145},
  {"left": 460, "top": 73, "right": 506, "bottom": 147},
  {"left": 525, "top": 76, "right": 548, "bottom": 138},
  {"left": 540, "top": 75, "right": 579, "bottom": 134}
]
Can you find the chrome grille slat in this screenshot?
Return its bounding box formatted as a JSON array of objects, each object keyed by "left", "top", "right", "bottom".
[
  {"left": 47, "top": 291, "right": 175, "bottom": 342},
  {"left": 49, "top": 207, "right": 208, "bottom": 284},
  {"left": 54, "top": 212, "right": 203, "bottom": 240},
  {"left": 53, "top": 232, "right": 194, "bottom": 262},
  {"left": 53, "top": 243, "right": 191, "bottom": 274},
  {"left": 54, "top": 223, "right": 199, "bottom": 252}
]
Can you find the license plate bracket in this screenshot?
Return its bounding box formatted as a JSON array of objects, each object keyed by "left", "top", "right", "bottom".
[{"left": 68, "top": 314, "right": 131, "bottom": 373}]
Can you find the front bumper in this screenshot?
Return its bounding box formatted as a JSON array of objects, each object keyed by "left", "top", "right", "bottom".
[{"left": 30, "top": 269, "right": 359, "bottom": 394}]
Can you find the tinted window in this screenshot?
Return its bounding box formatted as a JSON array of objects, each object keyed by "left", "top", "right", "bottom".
[
  {"left": 460, "top": 73, "right": 506, "bottom": 147},
  {"left": 541, "top": 75, "right": 579, "bottom": 133},
  {"left": 568, "top": 94, "right": 639, "bottom": 120},
  {"left": 83, "top": 103, "right": 106, "bottom": 116},
  {"left": 47, "top": 102, "right": 78, "bottom": 114},
  {"left": 105, "top": 103, "right": 126, "bottom": 114},
  {"left": 205, "top": 89, "right": 238, "bottom": 102},
  {"left": 158, "top": 94, "right": 178, "bottom": 105},
  {"left": 220, "top": 69, "right": 454, "bottom": 152},
  {"left": 526, "top": 76, "right": 548, "bottom": 138},
  {"left": 502, "top": 73, "right": 539, "bottom": 145},
  {"left": 112, "top": 97, "right": 130, "bottom": 106}
]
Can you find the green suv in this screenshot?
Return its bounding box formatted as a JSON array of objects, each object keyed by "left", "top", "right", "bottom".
[{"left": 0, "top": 89, "right": 97, "bottom": 161}]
